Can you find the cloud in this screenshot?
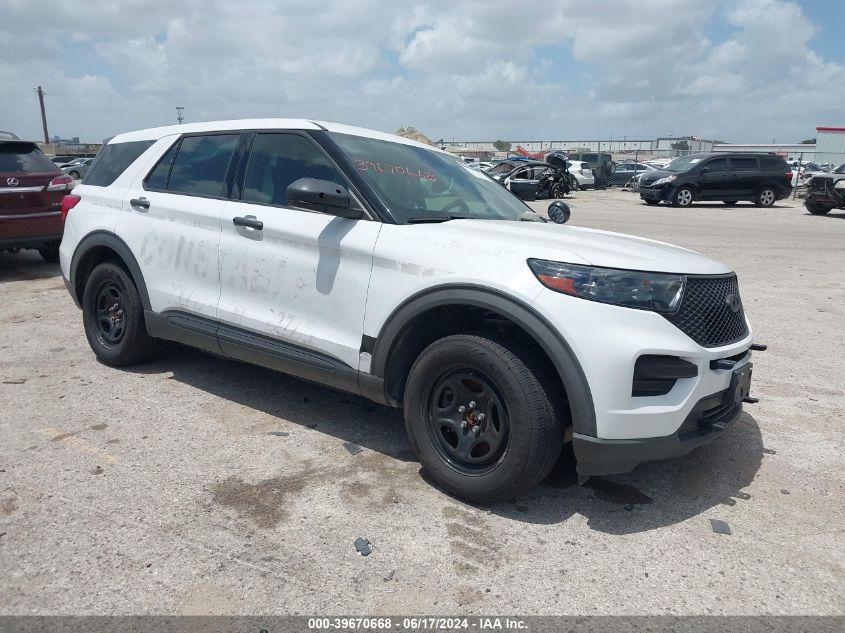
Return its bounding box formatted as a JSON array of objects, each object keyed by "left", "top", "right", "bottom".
[{"left": 0, "top": 0, "right": 842, "bottom": 144}]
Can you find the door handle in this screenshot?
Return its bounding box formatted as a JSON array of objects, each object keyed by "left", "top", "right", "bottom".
[
  {"left": 233, "top": 216, "right": 263, "bottom": 230},
  {"left": 130, "top": 197, "right": 150, "bottom": 210}
]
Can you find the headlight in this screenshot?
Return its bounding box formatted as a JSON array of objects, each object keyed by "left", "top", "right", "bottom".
[
  {"left": 528, "top": 259, "right": 685, "bottom": 313},
  {"left": 834, "top": 180, "right": 845, "bottom": 190},
  {"left": 652, "top": 175, "right": 677, "bottom": 186}
]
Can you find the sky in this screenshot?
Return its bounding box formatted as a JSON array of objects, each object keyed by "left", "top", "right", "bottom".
[{"left": 1, "top": 0, "right": 843, "bottom": 145}]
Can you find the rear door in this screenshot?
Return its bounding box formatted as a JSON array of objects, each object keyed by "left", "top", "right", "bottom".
[
  {"left": 216, "top": 131, "right": 380, "bottom": 373},
  {"left": 696, "top": 156, "right": 733, "bottom": 199},
  {"left": 117, "top": 133, "right": 240, "bottom": 322},
  {"left": 728, "top": 156, "right": 760, "bottom": 197}
]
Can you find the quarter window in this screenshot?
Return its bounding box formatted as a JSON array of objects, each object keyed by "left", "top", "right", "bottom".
[
  {"left": 83, "top": 140, "right": 154, "bottom": 187},
  {"left": 166, "top": 134, "right": 240, "bottom": 197},
  {"left": 242, "top": 133, "right": 345, "bottom": 207}
]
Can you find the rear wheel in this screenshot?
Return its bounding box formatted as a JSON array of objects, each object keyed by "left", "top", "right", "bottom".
[
  {"left": 403, "top": 335, "right": 563, "bottom": 503},
  {"left": 82, "top": 262, "right": 158, "bottom": 366},
  {"left": 756, "top": 187, "right": 776, "bottom": 208},
  {"left": 671, "top": 186, "right": 694, "bottom": 208},
  {"left": 806, "top": 201, "right": 833, "bottom": 215},
  {"left": 38, "top": 241, "right": 60, "bottom": 263}
]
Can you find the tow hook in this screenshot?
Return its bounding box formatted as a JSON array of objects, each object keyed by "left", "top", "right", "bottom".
[{"left": 750, "top": 343, "right": 767, "bottom": 351}]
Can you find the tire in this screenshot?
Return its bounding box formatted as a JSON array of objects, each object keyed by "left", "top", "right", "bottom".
[
  {"left": 806, "top": 201, "right": 833, "bottom": 215},
  {"left": 69, "top": 170, "right": 80, "bottom": 179},
  {"left": 403, "top": 334, "right": 564, "bottom": 503},
  {"left": 722, "top": 201, "right": 738, "bottom": 206},
  {"left": 671, "top": 186, "right": 694, "bottom": 207},
  {"left": 82, "top": 262, "right": 158, "bottom": 366},
  {"left": 38, "top": 241, "right": 60, "bottom": 263},
  {"left": 643, "top": 199, "right": 660, "bottom": 206},
  {"left": 756, "top": 187, "right": 776, "bottom": 208}
]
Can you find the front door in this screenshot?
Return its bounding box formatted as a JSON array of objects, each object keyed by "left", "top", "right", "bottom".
[
  {"left": 507, "top": 166, "right": 540, "bottom": 200},
  {"left": 216, "top": 132, "right": 380, "bottom": 376},
  {"left": 696, "top": 156, "right": 733, "bottom": 200}
]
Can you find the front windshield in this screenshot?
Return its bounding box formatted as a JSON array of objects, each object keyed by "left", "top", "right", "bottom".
[
  {"left": 663, "top": 155, "right": 705, "bottom": 172},
  {"left": 330, "top": 133, "right": 533, "bottom": 223}
]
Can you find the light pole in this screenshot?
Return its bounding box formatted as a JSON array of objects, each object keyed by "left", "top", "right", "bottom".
[
  {"left": 34, "top": 86, "right": 49, "bottom": 144},
  {"left": 176, "top": 106, "right": 184, "bottom": 125}
]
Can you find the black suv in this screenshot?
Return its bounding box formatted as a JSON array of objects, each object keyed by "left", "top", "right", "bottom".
[{"left": 639, "top": 153, "right": 792, "bottom": 208}]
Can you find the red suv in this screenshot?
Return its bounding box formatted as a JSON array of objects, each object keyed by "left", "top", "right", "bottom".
[{"left": 1, "top": 131, "right": 74, "bottom": 262}]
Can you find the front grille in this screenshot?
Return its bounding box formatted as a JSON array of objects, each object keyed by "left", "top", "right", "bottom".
[{"left": 664, "top": 274, "right": 749, "bottom": 348}]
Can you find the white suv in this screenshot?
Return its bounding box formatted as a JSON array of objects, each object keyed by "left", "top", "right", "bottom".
[{"left": 60, "top": 119, "right": 759, "bottom": 502}]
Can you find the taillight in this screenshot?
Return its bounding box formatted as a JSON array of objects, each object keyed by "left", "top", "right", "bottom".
[
  {"left": 60, "top": 194, "right": 81, "bottom": 225},
  {"left": 47, "top": 175, "right": 74, "bottom": 191},
  {"left": 786, "top": 170, "right": 793, "bottom": 181}
]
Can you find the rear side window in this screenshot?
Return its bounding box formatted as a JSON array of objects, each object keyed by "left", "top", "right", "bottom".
[
  {"left": 242, "top": 133, "right": 344, "bottom": 206},
  {"left": 0, "top": 142, "right": 57, "bottom": 173},
  {"left": 145, "top": 141, "right": 179, "bottom": 190},
  {"left": 83, "top": 140, "right": 154, "bottom": 186},
  {"left": 731, "top": 157, "right": 759, "bottom": 171},
  {"left": 166, "top": 134, "right": 239, "bottom": 197}
]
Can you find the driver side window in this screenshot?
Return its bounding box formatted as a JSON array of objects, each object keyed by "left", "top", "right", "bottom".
[{"left": 242, "top": 133, "right": 346, "bottom": 207}]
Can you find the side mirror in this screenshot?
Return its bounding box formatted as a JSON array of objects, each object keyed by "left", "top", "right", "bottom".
[
  {"left": 286, "top": 178, "right": 362, "bottom": 219},
  {"left": 548, "top": 200, "right": 571, "bottom": 224},
  {"left": 701, "top": 167, "right": 710, "bottom": 174}
]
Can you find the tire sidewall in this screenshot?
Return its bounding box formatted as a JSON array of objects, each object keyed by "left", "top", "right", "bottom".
[
  {"left": 404, "top": 336, "right": 557, "bottom": 501},
  {"left": 673, "top": 186, "right": 693, "bottom": 207},
  {"left": 82, "top": 263, "right": 145, "bottom": 365},
  {"left": 757, "top": 187, "right": 776, "bottom": 207}
]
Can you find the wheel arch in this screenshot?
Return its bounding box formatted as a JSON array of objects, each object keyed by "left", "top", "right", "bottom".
[
  {"left": 69, "top": 231, "right": 151, "bottom": 310},
  {"left": 368, "top": 284, "right": 597, "bottom": 437}
]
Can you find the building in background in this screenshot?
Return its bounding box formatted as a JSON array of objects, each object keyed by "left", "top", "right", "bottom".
[
  {"left": 712, "top": 143, "right": 815, "bottom": 162},
  {"left": 815, "top": 126, "right": 845, "bottom": 166}
]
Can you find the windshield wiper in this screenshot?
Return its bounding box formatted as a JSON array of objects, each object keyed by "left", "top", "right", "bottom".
[{"left": 406, "top": 215, "right": 473, "bottom": 224}]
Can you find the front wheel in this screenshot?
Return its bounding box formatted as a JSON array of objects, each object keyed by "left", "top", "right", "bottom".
[
  {"left": 69, "top": 170, "right": 81, "bottom": 180},
  {"left": 671, "top": 186, "right": 694, "bottom": 207},
  {"left": 756, "top": 187, "right": 776, "bottom": 208},
  {"left": 403, "top": 335, "right": 563, "bottom": 503},
  {"left": 82, "top": 262, "right": 158, "bottom": 366}
]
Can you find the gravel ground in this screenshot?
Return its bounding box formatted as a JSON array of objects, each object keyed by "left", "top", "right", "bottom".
[{"left": 0, "top": 189, "right": 843, "bottom": 615}]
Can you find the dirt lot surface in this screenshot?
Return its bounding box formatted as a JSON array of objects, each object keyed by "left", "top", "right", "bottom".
[{"left": 1, "top": 189, "right": 843, "bottom": 615}]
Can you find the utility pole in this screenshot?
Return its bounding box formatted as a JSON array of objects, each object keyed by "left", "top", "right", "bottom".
[
  {"left": 34, "top": 86, "right": 49, "bottom": 144},
  {"left": 176, "top": 106, "right": 184, "bottom": 124}
]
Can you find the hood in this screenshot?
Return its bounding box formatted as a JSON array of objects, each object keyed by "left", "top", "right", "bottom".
[
  {"left": 404, "top": 219, "right": 730, "bottom": 275},
  {"left": 639, "top": 169, "right": 674, "bottom": 185}
]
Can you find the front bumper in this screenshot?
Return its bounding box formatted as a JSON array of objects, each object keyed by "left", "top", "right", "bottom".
[
  {"left": 639, "top": 186, "right": 668, "bottom": 201},
  {"left": 573, "top": 377, "right": 746, "bottom": 476}
]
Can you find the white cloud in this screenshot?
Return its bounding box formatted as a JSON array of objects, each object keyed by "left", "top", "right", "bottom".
[{"left": 0, "top": 0, "right": 842, "bottom": 144}]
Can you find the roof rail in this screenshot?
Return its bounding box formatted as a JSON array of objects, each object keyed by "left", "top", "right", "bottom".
[{"left": 0, "top": 130, "right": 22, "bottom": 140}]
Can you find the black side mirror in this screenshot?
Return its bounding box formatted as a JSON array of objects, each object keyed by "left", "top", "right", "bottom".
[
  {"left": 286, "top": 178, "right": 362, "bottom": 219},
  {"left": 548, "top": 200, "right": 571, "bottom": 224},
  {"left": 701, "top": 167, "right": 710, "bottom": 174}
]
